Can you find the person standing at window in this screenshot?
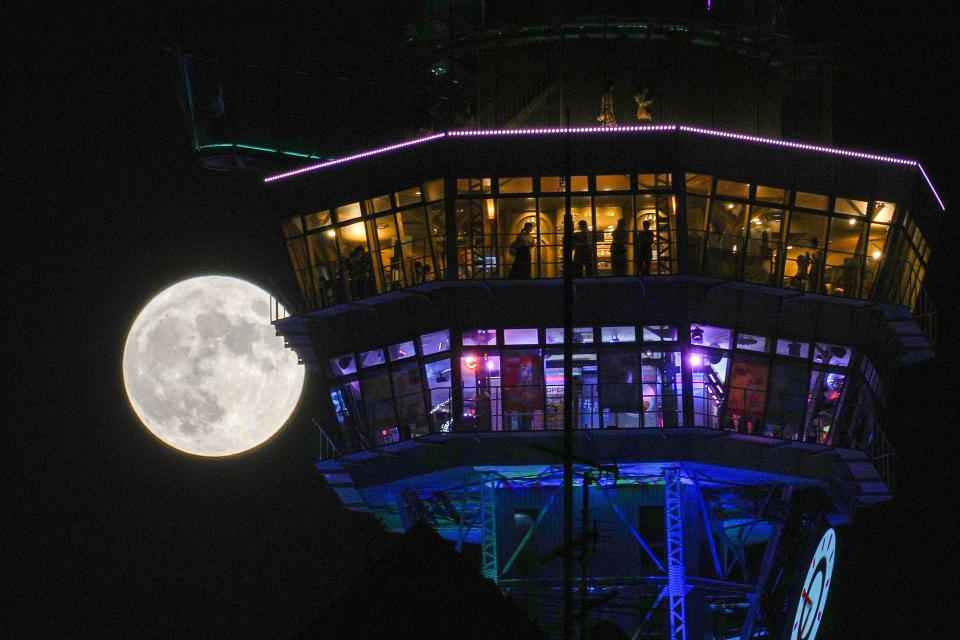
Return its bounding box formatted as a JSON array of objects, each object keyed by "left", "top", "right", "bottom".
[
  {"left": 572, "top": 220, "right": 595, "bottom": 277},
  {"left": 636, "top": 219, "right": 654, "bottom": 275},
  {"left": 507, "top": 222, "right": 535, "bottom": 279}
]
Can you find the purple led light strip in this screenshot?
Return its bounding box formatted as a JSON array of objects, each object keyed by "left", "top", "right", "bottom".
[
  {"left": 263, "top": 125, "right": 945, "bottom": 210},
  {"left": 263, "top": 133, "right": 446, "bottom": 183}
]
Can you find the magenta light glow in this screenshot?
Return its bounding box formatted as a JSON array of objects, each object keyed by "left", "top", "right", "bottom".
[{"left": 262, "top": 126, "right": 945, "bottom": 210}]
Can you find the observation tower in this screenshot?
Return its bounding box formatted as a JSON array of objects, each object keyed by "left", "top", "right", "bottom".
[{"left": 251, "top": 3, "right": 943, "bottom": 638}]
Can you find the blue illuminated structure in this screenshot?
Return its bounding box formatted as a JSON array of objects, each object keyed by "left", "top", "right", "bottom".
[
  {"left": 248, "top": 4, "right": 941, "bottom": 638},
  {"left": 263, "top": 125, "right": 938, "bottom": 638}
]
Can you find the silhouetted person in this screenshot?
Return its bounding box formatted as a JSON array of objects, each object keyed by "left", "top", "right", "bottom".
[
  {"left": 611, "top": 217, "right": 629, "bottom": 276},
  {"left": 794, "top": 251, "right": 811, "bottom": 291},
  {"left": 636, "top": 219, "right": 654, "bottom": 275},
  {"left": 572, "top": 220, "right": 595, "bottom": 277},
  {"left": 507, "top": 222, "right": 535, "bottom": 279}
]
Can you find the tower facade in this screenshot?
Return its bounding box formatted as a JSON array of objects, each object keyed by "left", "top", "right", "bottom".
[{"left": 259, "top": 6, "right": 941, "bottom": 638}]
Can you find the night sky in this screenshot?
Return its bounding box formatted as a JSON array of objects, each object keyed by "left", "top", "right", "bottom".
[{"left": 9, "top": 2, "right": 960, "bottom": 638}]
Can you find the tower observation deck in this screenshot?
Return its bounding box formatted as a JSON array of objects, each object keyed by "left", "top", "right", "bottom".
[{"left": 255, "top": 4, "right": 942, "bottom": 638}]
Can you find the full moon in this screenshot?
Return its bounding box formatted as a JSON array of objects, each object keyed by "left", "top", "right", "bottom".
[{"left": 122, "top": 276, "right": 305, "bottom": 456}]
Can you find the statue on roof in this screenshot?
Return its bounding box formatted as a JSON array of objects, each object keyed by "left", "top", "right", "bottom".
[
  {"left": 597, "top": 80, "right": 617, "bottom": 127},
  {"left": 634, "top": 87, "right": 653, "bottom": 122}
]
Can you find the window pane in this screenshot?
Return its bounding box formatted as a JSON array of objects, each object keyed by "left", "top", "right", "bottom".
[
  {"left": 463, "top": 329, "right": 497, "bottom": 345},
  {"left": 388, "top": 340, "right": 416, "bottom": 361},
  {"left": 735, "top": 333, "right": 767, "bottom": 352},
  {"left": 396, "top": 186, "right": 423, "bottom": 207},
  {"left": 456, "top": 199, "right": 497, "bottom": 279},
  {"left": 423, "top": 178, "right": 444, "bottom": 202},
  {"left": 540, "top": 176, "right": 563, "bottom": 192},
  {"left": 329, "top": 353, "right": 357, "bottom": 376},
  {"left": 755, "top": 185, "right": 787, "bottom": 204},
  {"left": 499, "top": 177, "right": 533, "bottom": 193},
  {"left": 305, "top": 210, "right": 332, "bottom": 231},
  {"left": 691, "top": 325, "right": 731, "bottom": 349},
  {"left": 814, "top": 343, "right": 851, "bottom": 367},
  {"left": 373, "top": 214, "right": 403, "bottom": 292},
  {"left": 638, "top": 173, "right": 671, "bottom": 190},
  {"left": 601, "top": 326, "right": 636, "bottom": 342},
  {"left": 458, "top": 178, "right": 491, "bottom": 193},
  {"left": 366, "top": 196, "right": 391, "bottom": 214},
  {"left": 872, "top": 200, "right": 894, "bottom": 224},
  {"left": 642, "top": 326, "right": 677, "bottom": 342},
  {"left": 499, "top": 197, "right": 538, "bottom": 278},
  {"left": 282, "top": 215, "right": 304, "bottom": 238},
  {"left": 359, "top": 348, "right": 385, "bottom": 368},
  {"left": 776, "top": 339, "right": 809, "bottom": 358},
  {"left": 795, "top": 192, "right": 828, "bottom": 210},
  {"left": 596, "top": 174, "right": 630, "bottom": 191},
  {"left": 834, "top": 197, "right": 867, "bottom": 216},
  {"left": 545, "top": 327, "right": 594, "bottom": 344},
  {"left": 570, "top": 175, "right": 589, "bottom": 192},
  {"left": 504, "top": 328, "right": 539, "bottom": 345},
  {"left": 716, "top": 179, "right": 750, "bottom": 199},
  {"left": 685, "top": 173, "right": 712, "bottom": 195},
  {"left": 538, "top": 196, "right": 565, "bottom": 278},
  {"left": 420, "top": 329, "right": 450, "bottom": 355},
  {"left": 335, "top": 202, "right": 361, "bottom": 222}
]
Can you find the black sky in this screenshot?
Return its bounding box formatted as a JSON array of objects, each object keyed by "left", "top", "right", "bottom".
[{"left": 9, "top": 2, "right": 960, "bottom": 638}]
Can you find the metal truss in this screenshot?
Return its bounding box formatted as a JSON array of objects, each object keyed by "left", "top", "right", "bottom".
[
  {"left": 479, "top": 472, "right": 499, "bottom": 582},
  {"left": 664, "top": 468, "right": 687, "bottom": 640}
]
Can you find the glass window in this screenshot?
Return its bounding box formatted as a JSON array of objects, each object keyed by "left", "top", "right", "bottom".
[
  {"left": 570, "top": 176, "right": 588, "bottom": 192},
  {"left": 596, "top": 194, "right": 634, "bottom": 277},
  {"left": 814, "top": 343, "right": 851, "bottom": 367},
  {"left": 305, "top": 210, "right": 332, "bottom": 231},
  {"left": 501, "top": 350, "right": 544, "bottom": 431},
  {"left": 463, "top": 329, "right": 497, "bottom": 346},
  {"left": 690, "top": 348, "right": 729, "bottom": 429},
  {"left": 366, "top": 196, "right": 391, "bottom": 214},
  {"left": 329, "top": 353, "right": 357, "bottom": 376},
  {"left": 499, "top": 197, "right": 539, "bottom": 278},
  {"left": 388, "top": 340, "right": 416, "bottom": 361},
  {"left": 392, "top": 360, "right": 427, "bottom": 438},
  {"left": 835, "top": 197, "right": 868, "bottom": 216},
  {"left": 359, "top": 348, "right": 385, "bottom": 368},
  {"left": 766, "top": 360, "right": 809, "bottom": 439},
  {"left": 638, "top": 173, "right": 671, "bottom": 190},
  {"left": 685, "top": 173, "right": 712, "bottom": 195},
  {"left": 755, "top": 185, "right": 787, "bottom": 204},
  {"left": 360, "top": 370, "right": 396, "bottom": 444},
  {"left": 602, "top": 326, "right": 636, "bottom": 343},
  {"left": 776, "top": 339, "right": 809, "bottom": 359},
  {"left": 596, "top": 174, "right": 630, "bottom": 191},
  {"left": 716, "top": 179, "right": 750, "bottom": 199},
  {"left": 499, "top": 177, "right": 533, "bottom": 193},
  {"left": 282, "top": 215, "right": 304, "bottom": 238},
  {"left": 642, "top": 326, "right": 677, "bottom": 342},
  {"left": 396, "top": 186, "right": 423, "bottom": 207},
  {"left": 691, "top": 325, "right": 731, "bottom": 349},
  {"left": 726, "top": 356, "right": 769, "bottom": 430},
  {"left": 461, "top": 353, "right": 501, "bottom": 432},
  {"left": 336, "top": 222, "right": 372, "bottom": 299},
  {"left": 420, "top": 329, "right": 450, "bottom": 355},
  {"left": 784, "top": 211, "right": 828, "bottom": 292},
  {"left": 744, "top": 205, "right": 781, "bottom": 285},
  {"left": 456, "top": 198, "right": 497, "bottom": 279},
  {"left": 504, "top": 328, "right": 539, "bottom": 345},
  {"left": 423, "top": 178, "right": 444, "bottom": 202},
  {"left": 599, "top": 351, "right": 641, "bottom": 427},
  {"left": 372, "top": 214, "right": 403, "bottom": 291},
  {"left": 545, "top": 327, "right": 594, "bottom": 344},
  {"left": 872, "top": 201, "right": 894, "bottom": 224},
  {"left": 425, "top": 357, "right": 452, "bottom": 432},
  {"left": 640, "top": 350, "right": 683, "bottom": 428},
  {"left": 540, "top": 176, "right": 564, "bottom": 192},
  {"left": 335, "top": 202, "right": 362, "bottom": 222},
  {"left": 795, "top": 192, "right": 828, "bottom": 210},
  {"left": 824, "top": 217, "right": 864, "bottom": 297},
  {"left": 458, "top": 178, "right": 491, "bottom": 193},
  {"left": 735, "top": 333, "right": 767, "bottom": 352}
]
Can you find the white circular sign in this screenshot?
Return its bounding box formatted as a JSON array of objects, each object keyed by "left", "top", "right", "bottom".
[
  {"left": 123, "top": 276, "right": 304, "bottom": 456},
  {"left": 791, "top": 527, "right": 836, "bottom": 640}
]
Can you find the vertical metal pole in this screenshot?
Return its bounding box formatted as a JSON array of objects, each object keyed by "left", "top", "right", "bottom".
[
  {"left": 580, "top": 472, "right": 591, "bottom": 639},
  {"left": 562, "top": 109, "right": 575, "bottom": 640},
  {"left": 664, "top": 468, "right": 687, "bottom": 640}
]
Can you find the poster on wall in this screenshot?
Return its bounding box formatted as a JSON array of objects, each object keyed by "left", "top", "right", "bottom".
[
  {"left": 727, "top": 358, "right": 769, "bottom": 419},
  {"left": 502, "top": 351, "right": 543, "bottom": 412}
]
